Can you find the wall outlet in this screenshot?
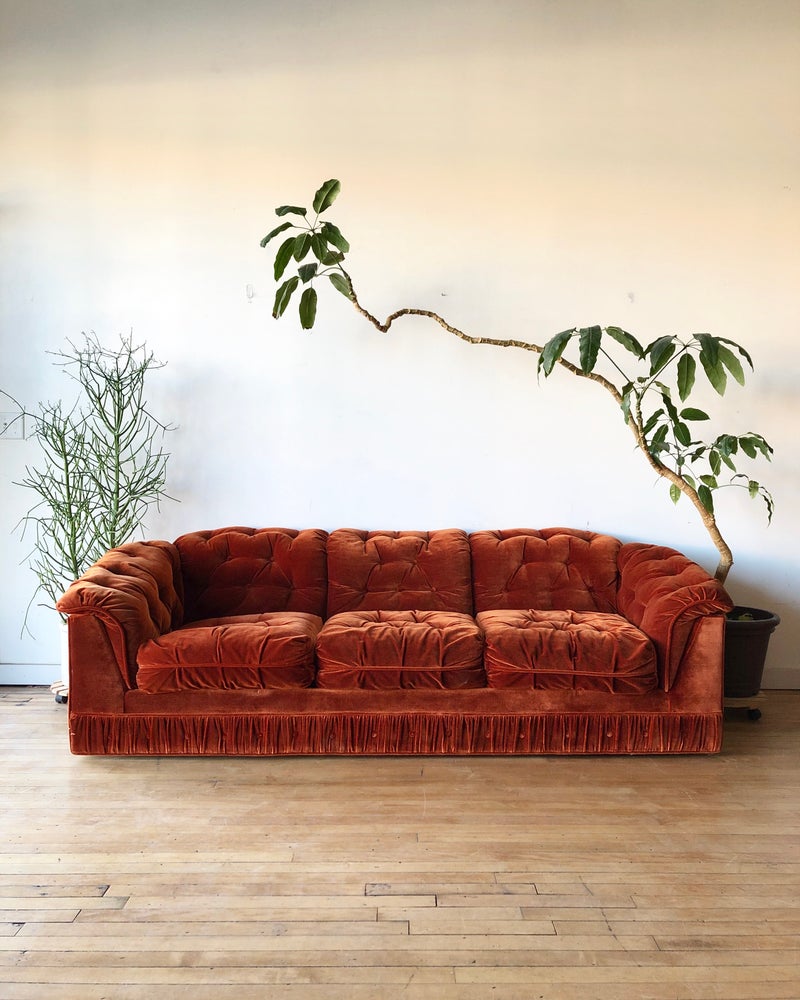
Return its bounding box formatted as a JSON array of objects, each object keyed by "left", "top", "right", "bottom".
[{"left": 0, "top": 412, "right": 25, "bottom": 439}]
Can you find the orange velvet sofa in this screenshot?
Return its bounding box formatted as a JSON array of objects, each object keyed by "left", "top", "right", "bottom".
[{"left": 56, "top": 526, "right": 733, "bottom": 756}]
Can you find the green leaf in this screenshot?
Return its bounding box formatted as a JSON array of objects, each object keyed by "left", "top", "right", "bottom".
[
  {"left": 669, "top": 483, "right": 681, "bottom": 505},
  {"left": 739, "top": 436, "right": 757, "bottom": 459},
  {"left": 275, "top": 205, "right": 307, "bottom": 217},
  {"left": 677, "top": 353, "right": 696, "bottom": 402},
  {"left": 698, "top": 339, "right": 727, "bottom": 394},
  {"left": 642, "top": 408, "right": 664, "bottom": 435},
  {"left": 748, "top": 479, "right": 760, "bottom": 498},
  {"left": 717, "top": 343, "right": 745, "bottom": 385},
  {"left": 674, "top": 422, "right": 691, "bottom": 446},
  {"left": 274, "top": 237, "right": 298, "bottom": 280},
  {"left": 620, "top": 382, "right": 634, "bottom": 424},
  {"left": 260, "top": 221, "right": 293, "bottom": 247},
  {"left": 312, "top": 179, "right": 341, "bottom": 214},
  {"left": 605, "top": 326, "right": 644, "bottom": 358},
  {"left": 680, "top": 407, "right": 710, "bottom": 421},
  {"left": 718, "top": 337, "right": 754, "bottom": 371},
  {"left": 650, "top": 424, "right": 669, "bottom": 451},
  {"left": 329, "top": 272, "right": 352, "bottom": 299},
  {"left": 700, "top": 475, "right": 719, "bottom": 489},
  {"left": 321, "top": 222, "right": 350, "bottom": 253},
  {"left": 578, "top": 325, "right": 602, "bottom": 373},
  {"left": 661, "top": 391, "right": 679, "bottom": 424},
  {"left": 272, "top": 276, "right": 299, "bottom": 318},
  {"left": 299, "top": 286, "right": 317, "bottom": 329},
  {"left": 716, "top": 434, "right": 739, "bottom": 457},
  {"left": 695, "top": 333, "right": 719, "bottom": 366},
  {"left": 538, "top": 329, "right": 575, "bottom": 377},
  {"left": 298, "top": 262, "right": 318, "bottom": 283},
  {"left": 648, "top": 336, "right": 677, "bottom": 375},
  {"left": 293, "top": 233, "right": 311, "bottom": 261},
  {"left": 321, "top": 250, "right": 345, "bottom": 266},
  {"left": 698, "top": 484, "right": 714, "bottom": 514},
  {"left": 311, "top": 234, "right": 328, "bottom": 261},
  {"left": 709, "top": 450, "right": 721, "bottom": 476}
]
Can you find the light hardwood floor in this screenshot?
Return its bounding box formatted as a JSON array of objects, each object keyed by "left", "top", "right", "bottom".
[{"left": 1, "top": 687, "right": 798, "bottom": 999}]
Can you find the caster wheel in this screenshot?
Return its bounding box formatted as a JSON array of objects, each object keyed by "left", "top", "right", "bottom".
[
  {"left": 747, "top": 708, "right": 761, "bottom": 721},
  {"left": 55, "top": 692, "right": 68, "bottom": 705}
]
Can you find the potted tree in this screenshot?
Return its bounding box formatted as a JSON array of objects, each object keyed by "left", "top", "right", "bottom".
[
  {"left": 4, "top": 332, "right": 175, "bottom": 699},
  {"left": 260, "top": 180, "right": 779, "bottom": 702}
]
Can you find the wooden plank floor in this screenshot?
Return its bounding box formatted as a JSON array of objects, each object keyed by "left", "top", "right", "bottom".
[{"left": 0, "top": 688, "right": 798, "bottom": 999}]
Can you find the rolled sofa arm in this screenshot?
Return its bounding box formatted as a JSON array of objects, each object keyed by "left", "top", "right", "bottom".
[
  {"left": 56, "top": 540, "right": 184, "bottom": 693},
  {"left": 617, "top": 542, "right": 733, "bottom": 691}
]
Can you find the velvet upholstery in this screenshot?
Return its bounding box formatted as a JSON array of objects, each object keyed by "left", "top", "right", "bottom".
[
  {"left": 470, "top": 528, "right": 620, "bottom": 614},
  {"left": 326, "top": 529, "right": 473, "bottom": 616},
  {"left": 176, "top": 527, "right": 328, "bottom": 621},
  {"left": 56, "top": 539, "right": 184, "bottom": 687},
  {"left": 478, "top": 610, "right": 657, "bottom": 693},
  {"left": 57, "top": 526, "right": 731, "bottom": 756},
  {"left": 316, "top": 611, "right": 485, "bottom": 690},
  {"left": 617, "top": 542, "right": 733, "bottom": 690},
  {"left": 137, "top": 612, "right": 323, "bottom": 692}
]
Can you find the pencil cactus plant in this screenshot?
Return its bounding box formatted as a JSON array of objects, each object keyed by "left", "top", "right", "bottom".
[
  {"left": 261, "top": 179, "right": 773, "bottom": 584},
  {"left": 7, "top": 332, "right": 174, "bottom": 629}
]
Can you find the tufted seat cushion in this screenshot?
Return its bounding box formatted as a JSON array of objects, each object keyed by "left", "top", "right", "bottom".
[
  {"left": 478, "top": 609, "right": 658, "bottom": 693},
  {"left": 136, "top": 612, "right": 323, "bottom": 692},
  {"left": 316, "top": 611, "right": 485, "bottom": 690}
]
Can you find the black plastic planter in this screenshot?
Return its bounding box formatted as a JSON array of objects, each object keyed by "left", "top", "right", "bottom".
[{"left": 724, "top": 606, "right": 781, "bottom": 698}]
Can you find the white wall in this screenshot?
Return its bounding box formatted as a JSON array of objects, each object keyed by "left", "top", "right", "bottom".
[{"left": 1, "top": 0, "right": 798, "bottom": 686}]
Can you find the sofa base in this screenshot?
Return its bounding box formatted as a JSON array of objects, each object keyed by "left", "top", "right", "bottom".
[{"left": 69, "top": 708, "right": 722, "bottom": 756}]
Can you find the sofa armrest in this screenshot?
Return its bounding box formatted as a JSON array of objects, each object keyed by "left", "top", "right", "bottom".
[
  {"left": 56, "top": 540, "right": 184, "bottom": 690},
  {"left": 617, "top": 542, "right": 733, "bottom": 691}
]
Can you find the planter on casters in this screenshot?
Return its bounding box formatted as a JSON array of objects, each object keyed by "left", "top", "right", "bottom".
[{"left": 724, "top": 606, "right": 780, "bottom": 719}]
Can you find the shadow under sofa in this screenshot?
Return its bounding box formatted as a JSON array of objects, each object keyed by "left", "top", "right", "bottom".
[{"left": 56, "top": 526, "right": 733, "bottom": 755}]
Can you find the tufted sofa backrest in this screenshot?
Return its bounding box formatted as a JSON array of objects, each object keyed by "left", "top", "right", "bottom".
[
  {"left": 326, "top": 529, "right": 473, "bottom": 617},
  {"left": 175, "top": 526, "right": 329, "bottom": 622},
  {"left": 470, "top": 528, "right": 621, "bottom": 614}
]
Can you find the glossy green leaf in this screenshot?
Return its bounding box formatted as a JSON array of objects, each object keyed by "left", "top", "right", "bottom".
[
  {"left": 709, "top": 450, "right": 721, "bottom": 476},
  {"left": 272, "top": 276, "right": 299, "bottom": 318},
  {"left": 677, "top": 353, "right": 696, "bottom": 401},
  {"left": 321, "top": 250, "right": 345, "bottom": 266},
  {"left": 321, "top": 222, "right": 350, "bottom": 253},
  {"left": 311, "top": 234, "right": 328, "bottom": 261},
  {"left": 299, "top": 286, "right": 317, "bottom": 329},
  {"left": 605, "top": 326, "right": 644, "bottom": 358},
  {"left": 717, "top": 344, "right": 745, "bottom": 385},
  {"left": 642, "top": 408, "right": 664, "bottom": 435},
  {"left": 648, "top": 336, "right": 676, "bottom": 375},
  {"left": 298, "top": 262, "right": 318, "bottom": 283},
  {"left": 274, "top": 237, "right": 298, "bottom": 280},
  {"left": 260, "top": 221, "right": 293, "bottom": 247},
  {"left": 674, "top": 422, "right": 691, "bottom": 446},
  {"left": 670, "top": 483, "right": 681, "bottom": 504},
  {"left": 695, "top": 333, "right": 719, "bottom": 366},
  {"left": 293, "top": 233, "right": 311, "bottom": 261},
  {"left": 698, "top": 340, "right": 727, "bottom": 394},
  {"left": 698, "top": 484, "right": 714, "bottom": 514},
  {"left": 700, "top": 475, "right": 718, "bottom": 489},
  {"left": 312, "top": 179, "right": 341, "bottom": 214},
  {"left": 538, "top": 329, "right": 575, "bottom": 376},
  {"left": 329, "top": 272, "right": 352, "bottom": 299},
  {"left": 718, "top": 336, "right": 754, "bottom": 370},
  {"left": 661, "top": 391, "right": 679, "bottom": 424},
  {"left": 578, "top": 325, "right": 602, "bottom": 373},
  {"left": 739, "top": 436, "right": 757, "bottom": 459},
  {"left": 680, "top": 407, "right": 710, "bottom": 421},
  {"left": 275, "top": 205, "right": 307, "bottom": 217},
  {"left": 748, "top": 479, "right": 760, "bottom": 498}
]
